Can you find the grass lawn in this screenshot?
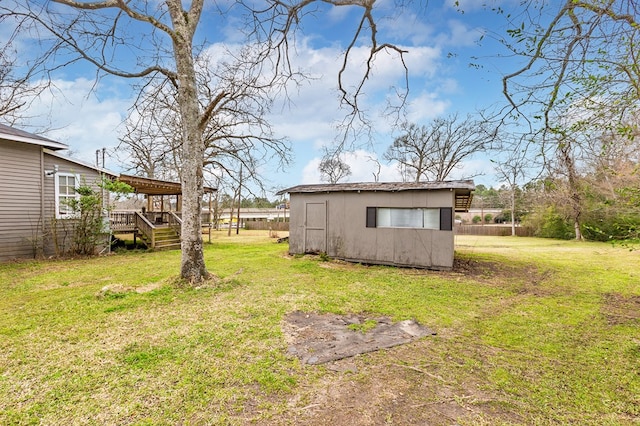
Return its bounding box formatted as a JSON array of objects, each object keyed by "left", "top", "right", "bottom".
[{"left": 1, "top": 232, "right": 638, "bottom": 425}]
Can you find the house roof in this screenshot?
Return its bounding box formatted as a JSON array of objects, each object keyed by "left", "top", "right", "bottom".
[
  {"left": 118, "top": 174, "right": 217, "bottom": 196},
  {"left": 0, "top": 123, "right": 69, "bottom": 150},
  {"left": 45, "top": 149, "right": 118, "bottom": 177},
  {"left": 277, "top": 180, "right": 475, "bottom": 212}
]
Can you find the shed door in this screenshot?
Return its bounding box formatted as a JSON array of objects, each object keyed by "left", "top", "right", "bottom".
[{"left": 303, "top": 201, "right": 327, "bottom": 254}]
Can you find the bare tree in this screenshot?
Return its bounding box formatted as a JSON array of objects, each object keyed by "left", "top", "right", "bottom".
[
  {"left": 0, "top": 33, "right": 45, "bottom": 123},
  {"left": 366, "top": 155, "right": 382, "bottom": 182},
  {"left": 319, "top": 148, "right": 352, "bottom": 184},
  {"left": 543, "top": 132, "right": 587, "bottom": 240},
  {"left": 4, "top": 0, "right": 410, "bottom": 283},
  {"left": 384, "top": 123, "right": 433, "bottom": 182},
  {"left": 502, "top": 0, "right": 639, "bottom": 137},
  {"left": 583, "top": 116, "right": 640, "bottom": 199},
  {"left": 0, "top": 45, "right": 23, "bottom": 121},
  {"left": 492, "top": 135, "right": 538, "bottom": 236},
  {"left": 118, "top": 50, "right": 292, "bottom": 187},
  {"left": 498, "top": 2, "right": 639, "bottom": 240},
  {"left": 116, "top": 80, "right": 183, "bottom": 180},
  {"left": 384, "top": 114, "right": 496, "bottom": 182}
]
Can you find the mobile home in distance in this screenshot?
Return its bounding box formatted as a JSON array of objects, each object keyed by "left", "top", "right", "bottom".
[{"left": 277, "top": 181, "right": 474, "bottom": 270}]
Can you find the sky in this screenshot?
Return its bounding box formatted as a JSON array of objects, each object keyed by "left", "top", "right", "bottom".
[{"left": 6, "top": 0, "right": 531, "bottom": 199}]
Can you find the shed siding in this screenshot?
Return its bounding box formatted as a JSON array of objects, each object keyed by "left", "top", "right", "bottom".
[
  {"left": 288, "top": 195, "right": 306, "bottom": 255},
  {"left": 0, "top": 140, "right": 43, "bottom": 260},
  {"left": 289, "top": 189, "right": 458, "bottom": 269}
]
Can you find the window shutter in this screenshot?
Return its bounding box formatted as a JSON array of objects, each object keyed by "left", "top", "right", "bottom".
[
  {"left": 366, "top": 207, "right": 377, "bottom": 228},
  {"left": 440, "top": 207, "right": 453, "bottom": 231}
]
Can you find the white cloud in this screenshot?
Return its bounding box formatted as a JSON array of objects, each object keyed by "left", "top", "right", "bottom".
[
  {"left": 299, "top": 148, "right": 498, "bottom": 189},
  {"left": 407, "top": 92, "right": 451, "bottom": 122},
  {"left": 270, "top": 39, "right": 446, "bottom": 144},
  {"left": 340, "top": 44, "right": 441, "bottom": 90},
  {"left": 378, "top": 11, "right": 437, "bottom": 46},
  {"left": 301, "top": 157, "right": 323, "bottom": 183},
  {"left": 446, "top": 19, "right": 483, "bottom": 47},
  {"left": 25, "top": 78, "right": 132, "bottom": 170},
  {"left": 377, "top": 6, "right": 482, "bottom": 49},
  {"left": 448, "top": 157, "right": 496, "bottom": 184},
  {"left": 326, "top": 3, "right": 357, "bottom": 22},
  {"left": 12, "top": 12, "right": 467, "bottom": 185}
]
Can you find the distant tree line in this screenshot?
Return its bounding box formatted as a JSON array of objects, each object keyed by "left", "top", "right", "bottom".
[{"left": 469, "top": 124, "right": 640, "bottom": 244}]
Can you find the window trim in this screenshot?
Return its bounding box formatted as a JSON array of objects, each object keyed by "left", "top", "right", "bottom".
[
  {"left": 366, "top": 207, "right": 453, "bottom": 231},
  {"left": 366, "top": 207, "right": 377, "bottom": 228},
  {"left": 440, "top": 207, "right": 453, "bottom": 231},
  {"left": 54, "top": 172, "right": 80, "bottom": 219}
]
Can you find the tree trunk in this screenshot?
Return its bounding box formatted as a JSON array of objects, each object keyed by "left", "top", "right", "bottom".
[
  {"left": 559, "top": 139, "right": 584, "bottom": 241},
  {"left": 574, "top": 218, "right": 582, "bottom": 240},
  {"left": 236, "top": 166, "right": 242, "bottom": 235},
  {"left": 227, "top": 198, "right": 234, "bottom": 237},
  {"left": 511, "top": 188, "right": 516, "bottom": 236},
  {"left": 169, "top": 4, "right": 208, "bottom": 282}
]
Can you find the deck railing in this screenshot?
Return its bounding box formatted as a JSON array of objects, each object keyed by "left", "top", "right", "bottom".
[
  {"left": 110, "top": 211, "right": 172, "bottom": 230},
  {"left": 168, "top": 211, "right": 182, "bottom": 237},
  {"left": 110, "top": 211, "right": 137, "bottom": 232},
  {"left": 110, "top": 210, "right": 188, "bottom": 246},
  {"left": 134, "top": 212, "right": 156, "bottom": 247},
  {"left": 143, "top": 211, "right": 168, "bottom": 225}
]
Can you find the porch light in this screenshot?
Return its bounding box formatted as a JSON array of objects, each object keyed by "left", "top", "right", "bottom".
[{"left": 45, "top": 165, "right": 59, "bottom": 177}]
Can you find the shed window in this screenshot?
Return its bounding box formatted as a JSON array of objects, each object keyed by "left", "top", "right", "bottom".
[
  {"left": 367, "top": 207, "right": 453, "bottom": 231},
  {"left": 55, "top": 173, "right": 80, "bottom": 219}
]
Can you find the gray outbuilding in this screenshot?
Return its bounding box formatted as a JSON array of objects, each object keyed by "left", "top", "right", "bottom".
[{"left": 277, "top": 181, "right": 474, "bottom": 270}]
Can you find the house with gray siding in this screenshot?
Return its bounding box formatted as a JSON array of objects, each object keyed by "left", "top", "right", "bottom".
[
  {"left": 277, "top": 181, "right": 474, "bottom": 270},
  {"left": 0, "top": 124, "right": 116, "bottom": 261}
]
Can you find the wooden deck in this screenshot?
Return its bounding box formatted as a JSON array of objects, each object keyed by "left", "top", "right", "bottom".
[{"left": 110, "top": 211, "right": 182, "bottom": 250}]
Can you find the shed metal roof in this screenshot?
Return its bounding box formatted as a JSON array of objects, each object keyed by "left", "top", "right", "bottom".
[
  {"left": 277, "top": 180, "right": 475, "bottom": 194},
  {"left": 277, "top": 180, "right": 475, "bottom": 212}
]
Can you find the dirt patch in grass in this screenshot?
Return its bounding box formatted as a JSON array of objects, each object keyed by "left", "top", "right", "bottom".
[
  {"left": 287, "top": 253, "right": 553, "bottom": 293},
  {"left": 96, "top": 282, "right": 164, "bottom": 297},
  {"left": 602, "top": 293, "right": 640, "bottom": 325},
  {"left": 258, "top": 339, "right": 523, "bottom": 426},
  {"left": 272, "top": 312, "right": 523, "bottom": 425},
  {"left": 448, "top": 257, "right": 554, "bottom": 297}
]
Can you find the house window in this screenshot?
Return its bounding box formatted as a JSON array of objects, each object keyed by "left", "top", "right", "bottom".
[
  {"left": 55, "top": 173, "right": 80, "bottom": 218},
  {"left": 366, "top": 207, "right": 453, "bottom": 231}
]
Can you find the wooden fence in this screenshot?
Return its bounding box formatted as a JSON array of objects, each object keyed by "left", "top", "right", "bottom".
[
  {"left": 456, "top": 225, "right": 534, "bottom": 237},
  {"left": 244, "top": 221, "right": 290, "bottom": 231},
  {"left": 243, "top": 222, "right": 532, "bottom": 235}
]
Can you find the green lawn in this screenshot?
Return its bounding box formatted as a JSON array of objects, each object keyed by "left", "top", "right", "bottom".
[{"left": 1, "top": 233, "right": 638, "bottom": 425}]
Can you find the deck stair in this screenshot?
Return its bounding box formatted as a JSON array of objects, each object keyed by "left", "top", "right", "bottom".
[
  {"left": 142, "top": 226, "right": 181, "bottom": 251},
  {"left": 111, "top": 211, "right": 183, "bottom": 251}
]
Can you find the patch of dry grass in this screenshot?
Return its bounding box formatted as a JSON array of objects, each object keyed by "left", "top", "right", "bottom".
[{"left": 1, "top": 232, "right": 638, "bottom": 424}]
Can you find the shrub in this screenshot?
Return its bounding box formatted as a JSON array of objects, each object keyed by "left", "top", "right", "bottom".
[
  {"left": 524, "top": 206, "right": 574, "bottom": 240},
  {"left": 65, "top": 184, "right": 107, "bottom": 255}
]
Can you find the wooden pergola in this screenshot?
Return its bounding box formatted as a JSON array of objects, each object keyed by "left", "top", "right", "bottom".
[
  {"left": 110, "top": 175, "right": 218, "bottom": 249},
  {"left": 117, "top": 174, "right": 217, "bottom": 213}
]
